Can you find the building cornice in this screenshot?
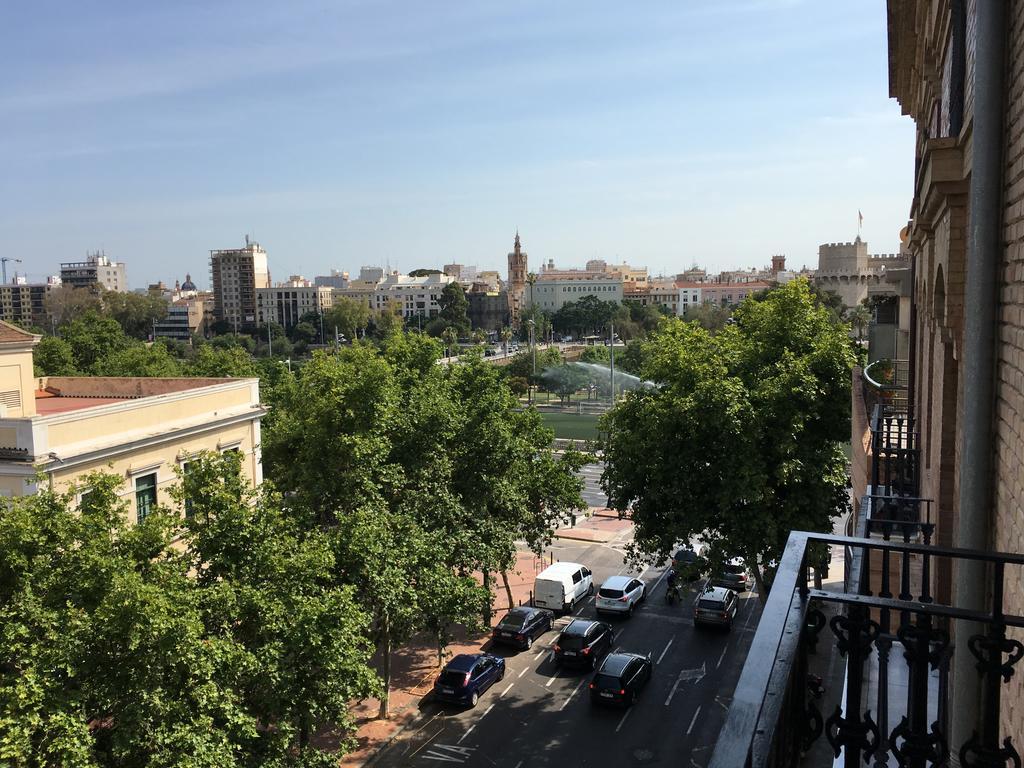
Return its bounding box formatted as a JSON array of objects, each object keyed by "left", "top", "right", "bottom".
[{"left": 30, "top": 407, "right": 267, "bottom": 472}]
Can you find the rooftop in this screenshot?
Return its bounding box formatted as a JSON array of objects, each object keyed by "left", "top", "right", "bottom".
[{"left": 33, "top": 377, "right": 245, "bottom": 417}]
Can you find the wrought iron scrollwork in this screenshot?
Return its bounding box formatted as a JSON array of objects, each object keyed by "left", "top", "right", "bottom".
[
  {"left": 897, "top": 622, "right": 950, "bottom": 669},
  {"left": 830, "top": 612, "right": 880, "bottom": 657},
  {"left": 802, "top": 700, "right": 824, "bottom": 752},
  {"left": 889, "top": 716, "right": 948, "bottom": 767},
  {"left": 804, "top": 607, "right": 826, "bottom": 654},
  {"left": 826, "top": 705, "right": 879, "bottom": 759},
  {"left": 959, "top": 734, "right": 1022, "bottom": 768},
  {"left": 968, "top": 634, "right": 1024, "bottom": 683}
]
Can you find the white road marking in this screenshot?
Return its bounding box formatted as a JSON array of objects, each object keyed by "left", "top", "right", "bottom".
[
  {"left": 501, "top": 683, "right": 514, "bottom": 697},
  {"left": 545, "top": 673, "right": 559, "bottom": 687},
  {"left": 559, "top": 678, "right": 587, "bottom": 710},
  {"left": 456, "top": 703, "right": 495, "bottom": 745},
  {"left": 657, "top": 637, "right": 675, "bottom": 664},
  {"left": 518, "top": 666, "right": 528, "bottom": 678},
  {"left": 615, "top": 707, "right": 633, "bottom": 733},
  {"left": 513, "top": 762, "right": 523, "bottom": 768},
  {"left": 664, "top": 663, "right": 706, "bottom": 706},
  {"left": 435, "top": 742, "right": 477, "bottom": 759},
  {"left": 535, "top": 650, "right": 547, "bottom": 661},
  {"left": 716, "top": 644, "right": 729, "bottom": 669},
  {"left": 743, "top": 595, "right": 759, "bottom": 629},
  {"left": 686, "top": 705, "right": 702, "bottom": 735}
]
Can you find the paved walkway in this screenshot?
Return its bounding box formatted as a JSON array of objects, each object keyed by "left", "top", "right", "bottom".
[
  {"left": 336, "top": 549, "right": 563, "bottom": 767},
  {"left": 551, "top": 507, "right": 632, "bottom": 543}
]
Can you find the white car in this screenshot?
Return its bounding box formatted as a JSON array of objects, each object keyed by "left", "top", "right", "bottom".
[{"left": 595, "top": 576, "right": 646, "bottom": 617}]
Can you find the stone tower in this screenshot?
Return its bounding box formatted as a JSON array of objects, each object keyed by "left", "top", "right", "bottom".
[
  {"left": 771, "top": 254, "right": 786, "bottom": 274},
  {"left": 507, "top": 231, "right": 528, "bottom": 325}
]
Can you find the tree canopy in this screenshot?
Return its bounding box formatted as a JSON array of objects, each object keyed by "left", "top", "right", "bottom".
[
  {"left": 437, "top": 282, "right": 470, "bottom": 333},
  {"left": 0, "top": 454, "right": 378, "bottom": 767},
  {"left": 601, "top": 279, "right": 855, "bottom": 597}
]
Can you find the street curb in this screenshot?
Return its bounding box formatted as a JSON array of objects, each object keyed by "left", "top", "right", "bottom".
[
  {"left": 357, "top": 705, "right": 427, "bottom": 768},
  {"left": 552, "top": 528, "right": 617, "bottom": 543}
]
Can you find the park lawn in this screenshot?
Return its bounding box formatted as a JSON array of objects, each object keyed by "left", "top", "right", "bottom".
[{"left": 539, "top": 410, "right": 601, "bottom": 440}]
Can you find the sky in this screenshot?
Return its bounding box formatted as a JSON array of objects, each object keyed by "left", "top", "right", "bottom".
[{"left": 2, "top": 0, "right": 915, "bottom": 290}]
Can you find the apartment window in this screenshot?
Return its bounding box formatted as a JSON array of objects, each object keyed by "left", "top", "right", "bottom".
[
  {"left": 181, "top": 462, "right": 195, "bottom": 518},
  {"left": 135, "top": 473, "right": 157, "bottom": 524}
]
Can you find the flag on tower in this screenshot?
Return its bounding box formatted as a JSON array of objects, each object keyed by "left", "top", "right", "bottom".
[{"left": 858, "top": 210, "right": 864, "bottom": 224}]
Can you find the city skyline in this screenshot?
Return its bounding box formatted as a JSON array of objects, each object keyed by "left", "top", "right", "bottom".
[{"left": 4, "top": 1, "right": 912, "bottom": 289}]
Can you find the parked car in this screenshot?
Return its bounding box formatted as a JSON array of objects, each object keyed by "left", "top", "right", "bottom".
[
  {"left": 534, "top": 561, "right": 593, "bottom": 613},
  {"left": 484, "top": 348, "right": 497, "bottom": 357},
  {"left": 595, "top": 575, "right": 645, "bottom": 617},
  {"left": 553, "top": 619, "right": 615, "bottom": 669},
  {"left": 589, "top": 651, "right": 653, "bottom": 706},
  {"left": 709, "top": 558, "right": 750, "bottom": 591},
  {"left": 693, "top": 585, "right": 739, "bottom": 629},
  {"left": 671, "top": 548, "right": 702, "bottom": 582},
  {"left": 492, "top": 606, "right": 554, "bottom": 650},
  {"left": 432, "top": 653, "right": 506, "bottom": 707}
]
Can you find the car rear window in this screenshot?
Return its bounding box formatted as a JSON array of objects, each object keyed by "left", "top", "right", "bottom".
[
  {"left": 593, "top": 673, "right": 620, "bottom": 689},
  {"left": 598, "top": 588, "right": 624, "bottom": 599},
  {"left": 723, "top": 563, "right": 744, "bottom": 574},
  {"left": 698, "top": 599, "right": 725, "bottom": 610},
  {"left": 439, "top": 670, "right": 467, "bottom": 686},
  {"left": 499, "top": 615, "right": 525, "bottom": 629},
  {"left": 559, "top": 634, "right": 585, "bottom": 650}
]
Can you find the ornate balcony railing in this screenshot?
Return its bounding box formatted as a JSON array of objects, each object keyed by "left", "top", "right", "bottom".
[
  {"left": 870, "top": 402, "right": 919, "bottom": 499},
  {"left": 863, "top": 359, "right": 910, "bottom": 414},
  {"left": 709, "top": 530, "right": 1024, "bottom": 768}
]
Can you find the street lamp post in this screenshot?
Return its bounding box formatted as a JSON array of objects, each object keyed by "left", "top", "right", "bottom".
[{"left": 527, "top": 318, "right": 536, "bottom": 404}]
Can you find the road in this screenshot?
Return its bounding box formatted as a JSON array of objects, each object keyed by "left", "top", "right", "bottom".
[{"left": 372, "top": 524, "right": 762, "bottom": 767}]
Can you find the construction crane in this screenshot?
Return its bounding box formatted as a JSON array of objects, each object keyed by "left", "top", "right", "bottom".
[{"left": 1, "top": 258, "right": 22, "bottom": 285}]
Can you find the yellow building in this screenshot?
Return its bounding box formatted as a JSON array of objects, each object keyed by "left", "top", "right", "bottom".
[{"left": 0, "top": 322, "right": 265, "bottom": 521}]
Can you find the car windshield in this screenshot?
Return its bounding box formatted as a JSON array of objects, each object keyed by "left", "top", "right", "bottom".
[
  {"left": 593, "top": 673, "right": 620, "bottom": 689},
  {"left": 498, "top": 615, "right": 525, "bottom": 629},
  {"left": 598, "top": 588, "right": 624, "bottom": 599},
  {"left": 559, "top": 634, "right": 585, "bottom": 650},
  {"left": 698, "top": 599, "right": 724, "bottom": 610},
  {"left": 439, "top": 670, "right": 467, "bottom": 686},
  {"left": 722, "top": 563, "right": 744, "bottom": 575}
]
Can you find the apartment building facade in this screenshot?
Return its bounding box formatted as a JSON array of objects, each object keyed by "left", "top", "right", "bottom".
[
  {"left": 0, "top": 281, "right": 56, "bottom": 328},
  {"left": 209, "top": 238, "right": 271, "bottom": 331},
  {"left": 153, "top": 295, "right": 211, "bottom": 341},
  {"left": 0, "top": 323, "right": 264, "bottom": 522},
  {"left": 371, "top": 273, "right": 454, "bottom": 319},
  {"left": 527, "top": 265, "right": 624, "bottom": 313},
  {"left": 256, "top": 285, "right": 333, "bottom": 329},
  {"left": 59, "top": 251, "right": 127, "bottom": 292}
]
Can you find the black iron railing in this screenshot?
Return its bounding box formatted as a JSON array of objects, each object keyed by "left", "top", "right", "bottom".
[
  {"left": 870, "top": 402, "right": 919, "bottom": 499},
  {"left": 863, "top": 359, "right": 910, "bottom": 414},
  {"left": 709, "top": 530, "right": 1024, "bottom": 768}
]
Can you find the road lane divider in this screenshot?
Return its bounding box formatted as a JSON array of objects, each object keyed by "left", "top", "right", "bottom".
[
  {"left": 500, "top": 683, "right": 514, "bottom": 698},
  {"left": 615, "top": 707, "right": 633, "bottom": 733},
  {"left": 559, "top": 678, "right": 587, "bottom": 711},
  {"left": 657, "top": 636, "right": 675, "bottom": 664},
  {"left": 716, "top": 643, "right": 729, "bottom": 669},
  {"left": 686, "top": 705, "right": 702, "bottom": 735},
  {"left": 518, "top": 666, "right": 529, "bottom": 678}
]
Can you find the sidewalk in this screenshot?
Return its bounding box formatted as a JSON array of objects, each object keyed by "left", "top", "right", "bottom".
[
  {"left": 551, "top": 506, "right": 633, "bottom": 543},
  {"left": 336, "top": 549, "right": 555, "bottom": 767}
]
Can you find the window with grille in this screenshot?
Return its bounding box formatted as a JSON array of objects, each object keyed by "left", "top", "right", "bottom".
[{"left": 135, "top": 473, "right": 157, "bottom": 524}]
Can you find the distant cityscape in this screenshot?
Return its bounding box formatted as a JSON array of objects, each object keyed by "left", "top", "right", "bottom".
[{"left": 5, "top": 231, "right": 910, "bottom": 339}]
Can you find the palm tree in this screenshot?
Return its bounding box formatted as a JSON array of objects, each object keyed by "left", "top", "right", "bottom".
[
  {"left": 441, "top": 326, "right": 459, "bottom": 359},
  {"left": 499, "top": 326, "right": 513, "bottom": 356},
  {"left": 847, "top": 304, "right": 871, "bottom": 341},
  {"left": 472, "top": 329, "right": 488, "bottom": 345}
]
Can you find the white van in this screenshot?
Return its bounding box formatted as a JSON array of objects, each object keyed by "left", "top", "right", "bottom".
[{"left": 533, "top": 562, "right": 593, "bottom": 613}]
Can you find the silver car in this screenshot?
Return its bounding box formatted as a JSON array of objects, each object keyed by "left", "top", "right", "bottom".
[
  {"left": 595, "top": 576, "right": 646, "bottom": 617},
  {"left": 693, "top": 585, "right": 739, "bottom": 629}
]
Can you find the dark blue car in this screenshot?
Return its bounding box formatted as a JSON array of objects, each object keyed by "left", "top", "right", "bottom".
[{"left": 433, "top": 653, "right": 506, "bottom": 707}]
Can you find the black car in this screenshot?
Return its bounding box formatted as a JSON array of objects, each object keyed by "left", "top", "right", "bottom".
[
  {"left": 671, "top": 548, "right": 702, "bottom": 582},
  {"left": 553, "top": 619, "right": 615, "bottom": 668},
  {"left": 589, "top": 651, "right": 653, "bottom": 706},
  {"left": 491, "top": 606, "right": 554, "bottom": 650}
]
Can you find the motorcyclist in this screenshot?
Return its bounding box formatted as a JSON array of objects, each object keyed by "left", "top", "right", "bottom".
[{"left": 666, "top": 568, "right": 679, "bottom": 603}]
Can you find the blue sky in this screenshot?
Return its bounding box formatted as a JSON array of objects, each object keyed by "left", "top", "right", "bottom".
[{"left": 3, "top": 0, "right": 914, "bottom": 289}]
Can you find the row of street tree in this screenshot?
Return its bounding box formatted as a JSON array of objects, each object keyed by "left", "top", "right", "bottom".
[{"left": 5, "top": 332, "right": 587, "bottom": 766}]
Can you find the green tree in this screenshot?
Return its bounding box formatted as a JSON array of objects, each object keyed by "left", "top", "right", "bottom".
[
  {"left": 542, "top": 364, "right": 590, "bottom": 403},
  {"left": 499, "top": 326, "right": 513, "bottom": 355},
  {"left": 579, "top": 345, "right": 610, "bottom": 364},
  {"left": 441, "top": 326, "right": 459, "bottom": 358},
  {"left": 438, "top": 282, "right": 469, "bottom": 332},
  {"left": 43, "top": 285, "right": 103, "bottom": 328},
  {"left": 92, "top": 343, "right": 183, "bottom": 377},
  {"left": 32, "top": 336, "right": 77, "bottom": 376},
  {"left": 324, "top": 297, "right": 371, "bottom": 341},
  {"left": 0, "top": 458, "right": 379, "bottom": 766},
  {"left": 602, "top": 279, "right": 855, "bottom": 600},
  {"left": 846, "top": 303, "right": 871, "bottom": 340},
  {"left": 59, "top": 311, "right": 132, "bottom": 372},
  {"left": 683, "top": 301, "right": 731, "bottom": 332},
  {"left": 186, "top": 344, "right": 260, "bottom": 377},
  {"left": 103, "top": 289, "right": 169, "bottom": 339},
  {"left": 289, "top": 321, "right": 317, "bottom": 345}
]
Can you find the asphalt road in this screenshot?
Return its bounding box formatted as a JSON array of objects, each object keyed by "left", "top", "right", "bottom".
[{"left": 372, "top": 534, "right": 762, "bottom": 768}]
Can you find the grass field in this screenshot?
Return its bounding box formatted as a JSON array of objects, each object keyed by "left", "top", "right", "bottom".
[{"left": 539, "top": 410, "right": 602, "bottom": 440}]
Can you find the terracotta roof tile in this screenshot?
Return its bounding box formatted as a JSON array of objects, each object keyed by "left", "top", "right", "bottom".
[{"left": 0, "top": 320, "right": 39, "bottom": 343}]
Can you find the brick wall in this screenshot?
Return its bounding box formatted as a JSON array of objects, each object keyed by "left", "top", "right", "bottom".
[{"left": 993, "top": 0, "right": 1024, "bottom": 741}]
